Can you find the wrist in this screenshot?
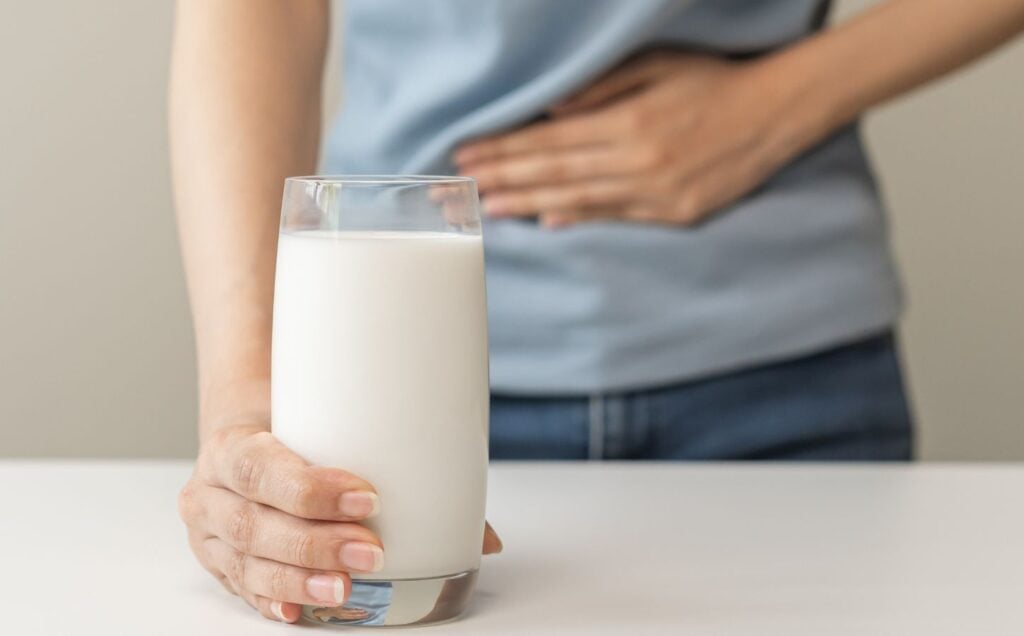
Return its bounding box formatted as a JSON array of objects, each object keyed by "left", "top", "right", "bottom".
[
  {"left": 746, "top": 42, "right": 853, "bottom": 165},
  {"left": 199, "top": 375, "right": 272, "bottom": 441},
  {"left": 195, "top": 336, "right": 272, "bottom": 440}
]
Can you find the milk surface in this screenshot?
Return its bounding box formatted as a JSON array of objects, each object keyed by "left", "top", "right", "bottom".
[{"left": 272, "top": 230, "right": 489, "bottom": 579}]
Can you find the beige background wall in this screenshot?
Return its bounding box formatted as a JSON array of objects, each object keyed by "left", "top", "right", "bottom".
[{"left": 1, "top": 1, "right": 1021, "bottom": 460}]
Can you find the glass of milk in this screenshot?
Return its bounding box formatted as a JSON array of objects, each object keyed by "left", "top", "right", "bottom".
[{"left": 272, "top": 176, "right": 489, "bottom": 627}]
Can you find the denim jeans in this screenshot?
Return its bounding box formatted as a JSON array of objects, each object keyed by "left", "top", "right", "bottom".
[{"left": 490, "top": 332, "right": 914, "bottom": 461}]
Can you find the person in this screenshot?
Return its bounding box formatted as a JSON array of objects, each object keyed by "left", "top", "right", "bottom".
[{"left": 169, "top": 0, "right": 1024, "bottom": 624}]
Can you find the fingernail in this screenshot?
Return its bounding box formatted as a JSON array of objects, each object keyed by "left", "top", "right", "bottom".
[
  {"left": 483, "top": 197, "right": 508, "bottom": 216},
  {"left": 339, "top": 491, "right": 380, "bottom": 518},
  {"left": 306, "top": 574, "right": 346, "bottom": 606},
  {"left": 270, "top": 600, "right": 287, "bottom": 622},
  {"left": 341, "top": 542, "right": 384, "bottom": 573}
]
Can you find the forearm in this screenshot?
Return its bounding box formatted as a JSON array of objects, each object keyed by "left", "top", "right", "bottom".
[
  {"left": 765, "top": 0, "right": 1024, "bottom": 152},
  {"left": 169, "top": 0, "right": 328, "bottom": 439}
]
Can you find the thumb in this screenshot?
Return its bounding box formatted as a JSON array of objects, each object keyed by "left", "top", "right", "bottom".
[
  {"left": 550, "top": 52, "right": 670, "bottom": 116},
  {"left": 482, "top": 521, "right": 504, "bottom": 555}
]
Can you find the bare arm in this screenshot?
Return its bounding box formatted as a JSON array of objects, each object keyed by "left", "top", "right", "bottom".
[
  {"left": 170, "top": 6, "right": 500, "bottom": 622},
  {"left": 169, "top": 0, "right": 327, "bottom": 440},
  {"left": 778, "top": 0, "right": 1024, "bottom": 156},
  {"left": 170, "top": 2, "right": 375, "bottom": 624},
  {"left": 456, "top": 0, "right": 1024, "bottom": 227}
]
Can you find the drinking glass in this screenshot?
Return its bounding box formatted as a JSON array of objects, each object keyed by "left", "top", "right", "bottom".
[{"left": 272, "top": 176, "right": 489, "bottom": 627}]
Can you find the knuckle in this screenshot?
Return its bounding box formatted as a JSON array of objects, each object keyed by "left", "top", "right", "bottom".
[
  {"left": 290, "top": 531, "right": 317, "bottom": 569},
  {"left": 269, "top": 563, "right": 291, "bottom": 599},
  {"left": 620, "top": 105, "right": 656, "bottom": 135},
  {"left": 545, "top": 160, "right": 568, "bottom": 181},
  {"left": 228, "top": 501, "right": 260, "bottom": 551},
  {"left": 232, "top": 449, "right": 266, "bottom": 499},
  {"left": 177, "top": 481, "right": 198, "bottom": 522},
  {"left": 562, "top": 189, "right": 588, "bottom": 209},
  {"left": 289, "top": 476, "right": 321, "bottom": 517},
  {"left": 637, "top": 144, "right": 672, "bottom": 171},
  {"left": 621, "top": 109, "right": 645, "bottom": 134},
  {"left": 228, "top": 548, "right": 249, "bottom": 588},
  {"left": 582, "top": 188, "right": 604, "bottom": 207},
  {"left": 577, "top": 153, "right": 602, "bottom": 177}
]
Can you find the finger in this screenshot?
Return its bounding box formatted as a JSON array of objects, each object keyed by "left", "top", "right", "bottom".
[
  {"left": 464, "top": 145, "right": 635, "bottom": 192},
  {"left": 263, "top": 597, "right": 302, "bottom": 623},
  {"left": 215, "top": 575, "right": 236, "bottom": 596},
  {"left": 192, "top": 484, "right": 384, "bottom": 572},
  {"left": 550, "top": 54, "right": 669, "bottom": 115},
  {"left": 454, "top": 111, "right": 624, "bottom": 164},
  {"left": 540, "top": 211, "right": 582, "bottom": 229},
  {"left": 483, "top": 521, "right": 503, "bottom": 555},
  {"left": 201, "top": 426, "right": 379, "bottom": 521},
  {"left": 481, "top": 178, "right": 636, "bottom": 217},
  {"left": 190, "top": 532, "right": 303, "bottom": 624},
  {"left": 540, "top": 203, "right": 665, "bottom": 228},
  {"left": 192, "top": 532, "right": 302, "bottom": 623},
  {"left": 203, "top": 536, "right": 352, "bottom": 608},
  {"left": 249, "top": 590, "right": 303, "bottom": 624},
  {"left": 188, "top": 528, "right": 234, "bottom": 583}
]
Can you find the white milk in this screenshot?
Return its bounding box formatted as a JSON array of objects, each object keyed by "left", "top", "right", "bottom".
[{"left": 272, "top": 230, "right": 489, "bottom": 580}]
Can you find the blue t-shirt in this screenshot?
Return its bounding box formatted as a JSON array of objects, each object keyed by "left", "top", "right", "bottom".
[{"left": 322, "top": 0, "right": 902, "bottom": 394}]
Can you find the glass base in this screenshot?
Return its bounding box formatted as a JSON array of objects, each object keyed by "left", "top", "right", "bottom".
[{"left": 302, "top": 570, "right": 478, "bottom": 628}]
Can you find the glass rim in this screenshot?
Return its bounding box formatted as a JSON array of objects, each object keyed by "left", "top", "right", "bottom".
[{"left": 286, "top": 174, "right": 474, "bottom": 186}]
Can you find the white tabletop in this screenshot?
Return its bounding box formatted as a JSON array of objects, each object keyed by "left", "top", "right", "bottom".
[{"left": 1, "top": 461, "right": 1022, "bottom": 635}]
